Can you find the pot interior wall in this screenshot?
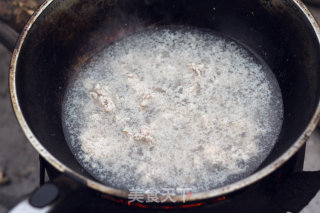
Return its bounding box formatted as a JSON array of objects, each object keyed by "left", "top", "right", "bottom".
[{"left": 15, "top": 0, "right": 320, "bottom": 189}]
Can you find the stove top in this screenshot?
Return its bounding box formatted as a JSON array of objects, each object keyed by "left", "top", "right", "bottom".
[
  {"left": 0, "top": 1, "right": 320, "bottom": 213},
  {"left": 35, "top": 144, "right": 318, "bottom": 213}
]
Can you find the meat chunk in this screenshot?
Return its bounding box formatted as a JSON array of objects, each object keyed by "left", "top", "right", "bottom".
[
  {"left": 123, "top": 125, "right": 153, "bottom": 143},
  {"left": 90, "top": 84, "right": 116, "bottom": 112},
  {"left": 191, "top": 63, "right": 204, "bottom": 76}
]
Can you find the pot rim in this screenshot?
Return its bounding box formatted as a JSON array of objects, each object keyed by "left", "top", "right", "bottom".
[{"left": 9, "top": 0, "right": 320, "bottom": 204}]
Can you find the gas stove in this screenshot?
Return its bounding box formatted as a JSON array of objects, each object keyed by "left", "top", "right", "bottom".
[
  {"left": 33, "top": 144, "right": 318, "bottom": 213},
  {"left": 1, "top": 1, "right": 320, "bottom": 213}
]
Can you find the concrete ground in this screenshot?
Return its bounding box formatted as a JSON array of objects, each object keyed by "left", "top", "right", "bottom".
[
  {"left": 0, "top": 3, "right": 320, "bottom": 213},
  {"left": 0, "top": 44, "right": 39, "bottom": 212}
]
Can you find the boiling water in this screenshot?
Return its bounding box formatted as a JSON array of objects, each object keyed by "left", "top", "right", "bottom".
[{"left": 62, "top": 27, "right": 283, "bottom": 193}]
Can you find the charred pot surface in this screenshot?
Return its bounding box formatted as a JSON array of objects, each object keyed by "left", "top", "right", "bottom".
[{"left": 9, "top": 0, "right": 320, "bottom": 204}]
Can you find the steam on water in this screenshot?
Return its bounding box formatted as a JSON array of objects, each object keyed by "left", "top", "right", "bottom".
[{"left": 62, "top": 27, "right": 283, "bottom": 193}]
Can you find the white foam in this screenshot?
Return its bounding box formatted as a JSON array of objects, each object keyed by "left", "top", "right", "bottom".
[{"left": 62, "top": 27, "right": 283, "bottom": 193}]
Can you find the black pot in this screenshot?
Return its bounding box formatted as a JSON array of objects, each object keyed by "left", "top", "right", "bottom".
[{"left": 1, "top": 0, "right": 320, "bottom": 211}]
